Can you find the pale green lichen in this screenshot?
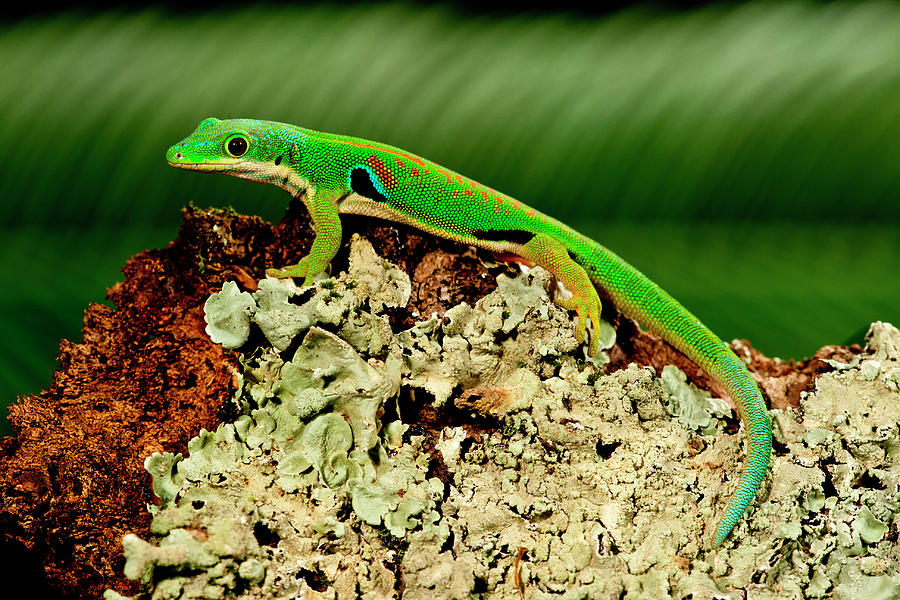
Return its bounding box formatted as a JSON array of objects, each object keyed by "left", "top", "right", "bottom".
[
  {"left": 661, "top": 364, "right": 732, "bottom": 435},
  {"left": 109, "top": 239, "right": 900, "bottom": 600},
  {"left": 204, "top": 281, "right": 255, "bottom": 349}
]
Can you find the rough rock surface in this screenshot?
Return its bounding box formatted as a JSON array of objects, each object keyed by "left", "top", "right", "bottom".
[
  {"left": 104, "top": 237, "right": 899, "bottom": 600},
  {"left": 0, "top": 203, "right": 497, "bottom": 599},
  {"left": 1, "top": 205, "right": 888, "bottom": 599}
]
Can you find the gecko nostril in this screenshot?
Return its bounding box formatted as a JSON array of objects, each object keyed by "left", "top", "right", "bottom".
[{"left": 175, "top": 152, "right": 183, "bottom": 159}]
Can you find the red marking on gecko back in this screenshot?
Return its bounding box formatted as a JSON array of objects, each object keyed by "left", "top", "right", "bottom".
[{"left": 364, "top": 155, "right": 398, "bottom": 191}]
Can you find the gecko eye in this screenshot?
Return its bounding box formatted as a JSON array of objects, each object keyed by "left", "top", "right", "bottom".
[{"left": 226, "top": 135, "right": 248, "bottom": 157}]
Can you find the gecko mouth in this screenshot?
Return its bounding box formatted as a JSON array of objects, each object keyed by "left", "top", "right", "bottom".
[
  {"left": 166, "top": 159, "right": 249, "bottom": 172},
  {"left": 166, "top": 156, "right": 309, "bottom": 195}
]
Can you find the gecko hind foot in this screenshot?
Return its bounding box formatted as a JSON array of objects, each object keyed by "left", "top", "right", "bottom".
[{"left": 554, "top": 289, "right": 602, "bottom": 356}]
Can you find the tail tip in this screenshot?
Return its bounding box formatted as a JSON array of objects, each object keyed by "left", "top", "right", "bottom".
[{"left": 711, "top": 517, "right": 738, "bottom": 548}]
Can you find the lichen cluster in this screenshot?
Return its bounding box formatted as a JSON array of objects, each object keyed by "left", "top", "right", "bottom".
[{"left": 107, "top": 236, "right": 899, "bottom": 600}]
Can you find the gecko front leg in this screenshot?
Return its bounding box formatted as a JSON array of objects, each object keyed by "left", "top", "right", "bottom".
[{"left": 267, "top": 191, "right": 343, "bottom": 287}]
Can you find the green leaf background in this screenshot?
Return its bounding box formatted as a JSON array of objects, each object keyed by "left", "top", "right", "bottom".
[{"left": 2, "top": 2, "right": 899, "bottom": 435}]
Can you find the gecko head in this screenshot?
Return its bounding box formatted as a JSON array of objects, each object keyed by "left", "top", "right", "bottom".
[
  {"left": 166, "top": 117, "right": 266, "bottom": 173},
  {"left": 166, "top": 117, "right": 309, "bottom": 195}
]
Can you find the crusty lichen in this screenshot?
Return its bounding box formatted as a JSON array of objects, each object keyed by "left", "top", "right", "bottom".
[{"left": 107, "top": 236, "right": 899, "bottom": 600}]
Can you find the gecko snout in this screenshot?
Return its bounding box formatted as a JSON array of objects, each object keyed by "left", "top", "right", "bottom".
[{"left": 166, "top": 143, "right": 188, "bottom": 165}]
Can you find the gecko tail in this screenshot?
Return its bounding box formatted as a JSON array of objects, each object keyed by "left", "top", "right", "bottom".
[
  {"left": 566, "top": 233, "right": 772, "bottom": 547},
  {"left": 710, "top": 364, "right": 773, "bottom": 546}
]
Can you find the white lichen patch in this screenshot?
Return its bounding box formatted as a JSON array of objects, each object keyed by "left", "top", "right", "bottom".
[
  {"left": 661, "top": 364, "right": 732, "bottom": 435},
  {"left": 107, "top": 241, "right": 900, "bottom": 600}
]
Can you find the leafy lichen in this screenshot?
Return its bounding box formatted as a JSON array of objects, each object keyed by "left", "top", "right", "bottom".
[
  {"left": 108, "top": 238, "right": 900, "bottom": 600},
  {"left": 661, "top": 364, "right": 732, "bottom": 435}
]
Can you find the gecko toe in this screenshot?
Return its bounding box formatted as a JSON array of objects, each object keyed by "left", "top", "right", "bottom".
[
  {"left": 581, "top": 294, "right": 602, "bottom": 356},
  {"left": 555, "top": 291, "right": 602, "bottom": 354},
  {"left": 267, "top": 257, "right": 311, "bottom": 281}
]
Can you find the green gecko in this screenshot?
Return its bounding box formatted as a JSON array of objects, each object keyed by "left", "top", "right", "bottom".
[{"left": 167, "top": 117, "right": 772, "bottom": 547}]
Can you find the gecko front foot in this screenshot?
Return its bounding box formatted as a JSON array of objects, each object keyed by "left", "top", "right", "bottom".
[{"left": 266, "top": 256, "right": 329, "bottom": 287}]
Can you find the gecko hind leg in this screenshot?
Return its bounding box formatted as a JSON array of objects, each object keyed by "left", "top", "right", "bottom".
[{"left": 519, "top": 233, "right": 603, "bottom": 355}]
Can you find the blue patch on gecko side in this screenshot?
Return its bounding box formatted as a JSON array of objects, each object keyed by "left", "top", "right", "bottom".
[{"left": 349, "top": 165, "right": 389, "bottom": 203}]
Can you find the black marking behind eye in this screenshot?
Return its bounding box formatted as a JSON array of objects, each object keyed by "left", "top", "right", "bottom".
[
  {"left": 274, "top": 155, "right": 283, "bottom": 166},
  {"left": 350, "top": 167, "right": 388, "bottom": 203},
  {"left": 472, "top": 228, "right": 535, "bottom": 246}
]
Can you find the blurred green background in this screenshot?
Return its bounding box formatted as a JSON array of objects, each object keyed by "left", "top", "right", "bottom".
[{"left": 2, "top": 1, "right": 899, "bottom": 436}]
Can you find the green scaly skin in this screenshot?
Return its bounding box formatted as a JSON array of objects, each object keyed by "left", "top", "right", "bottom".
[{"left": 167, "top": 118, "right": 772, "bottom": 547}]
